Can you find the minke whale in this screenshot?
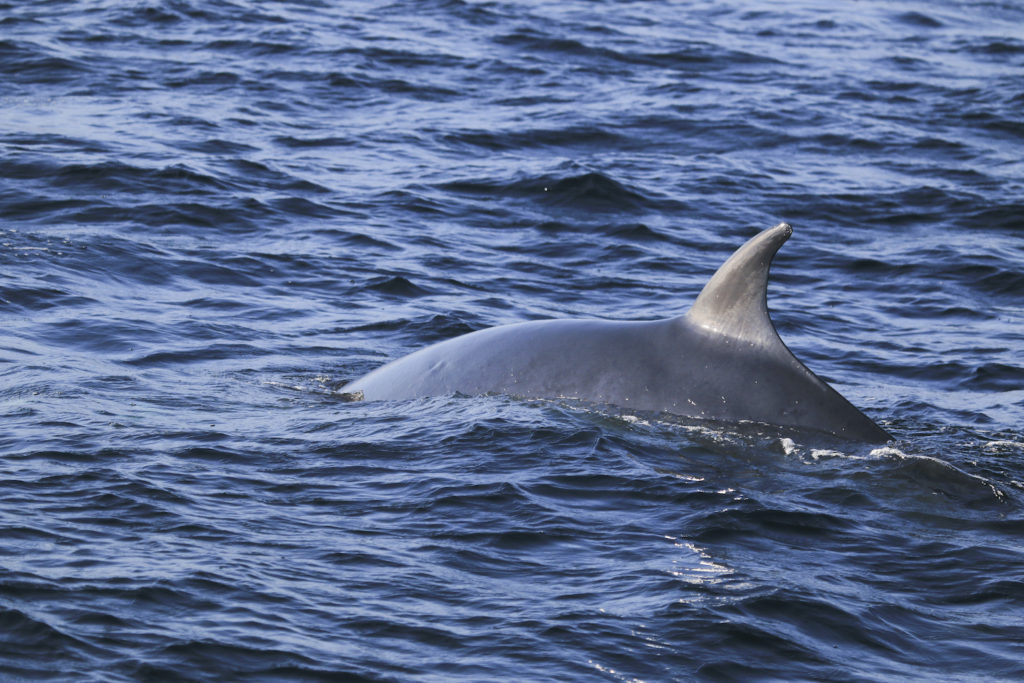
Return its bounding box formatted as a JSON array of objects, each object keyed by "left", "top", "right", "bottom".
[{"left": 342, "top": 223, "right": 891, "bottom": 443}]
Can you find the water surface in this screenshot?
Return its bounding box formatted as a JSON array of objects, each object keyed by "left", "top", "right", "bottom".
[{"left": 1, "top": 0, "right": 1023, "bottom": 680}]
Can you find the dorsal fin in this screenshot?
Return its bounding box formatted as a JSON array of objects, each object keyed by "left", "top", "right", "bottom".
[{"left": 685, "top": 222, "right": 792, "bottom": 347}]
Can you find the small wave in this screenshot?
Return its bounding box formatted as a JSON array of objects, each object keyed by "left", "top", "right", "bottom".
[
  {"left": 969, "top": 203, "right": 1024, "bottom": 232},
  {"left": 894, "top": 11, "right": 944, "bottom": 28},
  {"left": 0, "top": 285, "right": 96, "bottom": 311},
  {"left": 204, "top": 39, "right": 298, "bottom": 56},
  {"left": 533, "top": 171, "right": 651, "bottom": 211},
  {"left": 873, "top": 448, "right": 1006, "bottom": 505},
  {"left": 44, "top": 160, "right": 234, "bottom": 194},
  {"left": 267, "top": 196, "right": 339, "bottom": 219},
  {"left": 983, "top": 439, "right": 1023, "bottom": 455},
  {"left": 346, "top": 312, "right": 481, "bottom": 345},
  {"left": 177, "top": 138, "right": 259, "bottom": 155},
  {"left": 494, "top": 29, "right": 780, "bottom": 74},
  {"left": 964, "top": 363, "right": 1024, "bottom": 392},
  {"left": 950, "top": 263, "right": 1023, "bottom": 297},
  {"left": 273, "top": 135, "right": 356, "bottom": 149},
  {"left": 967, "top": 39, "right": 1024, "bottom": 56},
  {"left": 0, "top": 607, "right": 97, "bottom": 668},
  {"left": 441, "top": 168, "right": 653, "bottom": 213},
  {"left": 166, "top": 70, "right": 241, "bottom": 88},
  {"left": 0, "top": 50, "right": 89, "bottom": 84},
  {"left": 442, "top": 125, "right": 625, "bottom": 152},
  {"left": 124, "top": 343, "right": 271, "bottom": 367},
  {"left": 364, "top": 275, "right": 433, "bottom": 298}
]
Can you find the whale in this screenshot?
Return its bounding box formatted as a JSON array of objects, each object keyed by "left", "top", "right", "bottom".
[{"left": 342, "top": 223, "right": 891, "bottom": 443}]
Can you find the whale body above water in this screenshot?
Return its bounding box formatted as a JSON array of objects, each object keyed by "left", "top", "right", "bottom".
[{"left": 342, "top": 223, "right": 891, "bottom": 443}]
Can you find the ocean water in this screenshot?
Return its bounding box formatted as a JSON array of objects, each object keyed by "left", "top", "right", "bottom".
[{"left": 1, "top": 0, "right": 1023, "bottom": 680}]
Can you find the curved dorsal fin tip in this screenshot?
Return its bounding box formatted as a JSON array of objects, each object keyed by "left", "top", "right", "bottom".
[{"left": 685, "top": 222, "right": 792, "bottom": 346}]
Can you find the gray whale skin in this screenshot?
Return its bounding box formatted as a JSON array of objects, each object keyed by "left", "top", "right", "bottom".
[{"left": 343, "top": 223, "right": 891, "bottom": 443}]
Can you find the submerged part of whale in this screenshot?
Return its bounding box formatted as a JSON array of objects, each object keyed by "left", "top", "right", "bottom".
[{"left": 342, "top": 223, "right": 891, "bottom": 443}]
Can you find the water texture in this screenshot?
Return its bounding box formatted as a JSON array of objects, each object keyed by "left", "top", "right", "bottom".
[{"left": 1, "top": 0, "right": 1023, "bottom": 680}]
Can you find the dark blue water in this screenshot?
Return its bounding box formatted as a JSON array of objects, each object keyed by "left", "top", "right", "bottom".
[{"left": 2, "top": 0, "right": 1023, "bottom": 679}]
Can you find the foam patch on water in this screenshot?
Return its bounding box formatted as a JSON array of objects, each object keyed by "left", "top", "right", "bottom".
[
  {"left": 869, "top": 445, "right": 906, "bottom": 458},
  {"left": 983, "top": 440, "right": 1022, "bottom": 454}
]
